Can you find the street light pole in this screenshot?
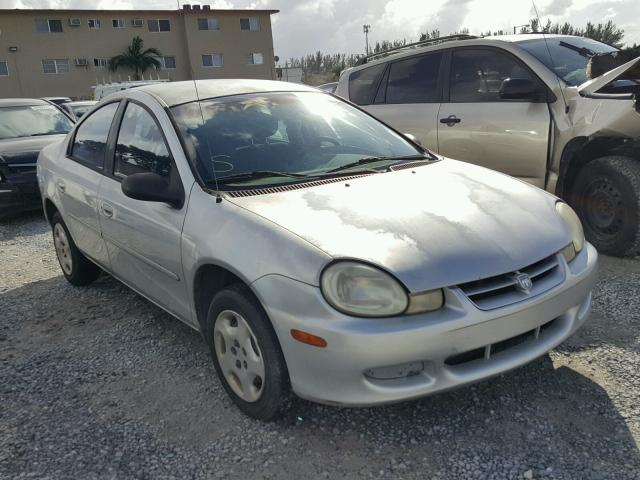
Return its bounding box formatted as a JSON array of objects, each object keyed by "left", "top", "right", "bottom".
[{"left": 363, "top": 24, "right": 371, "bottom": 55}]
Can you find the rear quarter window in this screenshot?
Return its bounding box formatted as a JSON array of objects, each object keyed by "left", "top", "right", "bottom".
[{"left": 348, "top": 63, "right": 386, "bottom": 105}]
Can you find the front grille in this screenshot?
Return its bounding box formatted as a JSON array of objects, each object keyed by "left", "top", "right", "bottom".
[
  {"left": 445, "top": 318, "right": 557, "bottom": 366},
  {"left": 456, "top": 253, "right": 562, "bottom": 310}
]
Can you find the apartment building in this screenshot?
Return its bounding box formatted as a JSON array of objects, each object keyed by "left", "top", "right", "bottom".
[{"left": 0, "top": 6, "right": 279, "bottom": 99}]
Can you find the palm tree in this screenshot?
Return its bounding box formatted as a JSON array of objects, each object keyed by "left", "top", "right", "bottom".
[{"left": 109, "top": 36, "right": 162, "bottom": 80}]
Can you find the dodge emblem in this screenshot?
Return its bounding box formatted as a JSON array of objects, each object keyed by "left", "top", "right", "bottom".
[{"left": 513, "top": 272, "right": 533, "bottom": 293}]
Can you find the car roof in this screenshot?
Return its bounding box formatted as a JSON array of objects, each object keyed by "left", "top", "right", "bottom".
[
  {"left": 133, "top": 79, "right": 319, "bottom": 107},
  {"left": 0, "top": 98, "right": 50, "bottom": 108}
]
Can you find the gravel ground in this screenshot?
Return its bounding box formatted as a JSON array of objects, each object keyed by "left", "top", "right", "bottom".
[{"left": 1, "top": 212, "right": 639, "bottom": 480}]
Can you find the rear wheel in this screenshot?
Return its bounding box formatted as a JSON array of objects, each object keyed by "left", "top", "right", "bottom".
[
  {"left": 51, "top": 212, "right": 101, "bottom": 285},
  {"left": 204, "top": 284, "right": 289, "bottom": 421},
  {"left": 571, "top": 156, "right": 640, "bottom": 256}
]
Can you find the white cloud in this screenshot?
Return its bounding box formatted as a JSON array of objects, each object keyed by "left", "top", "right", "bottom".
[{"left": 1, "top": 0, "right": 638, "bottom": 57}]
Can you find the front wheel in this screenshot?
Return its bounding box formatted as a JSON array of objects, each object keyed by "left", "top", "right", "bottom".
[
  {"left": 51, "top": 212, "right": 101, "bottom": 286},
  {"left": 204, "top": 285, "right": 289, "bottom": 421},
  {"left": 571, "top": 156, "right": 640, "bottom": 256}
]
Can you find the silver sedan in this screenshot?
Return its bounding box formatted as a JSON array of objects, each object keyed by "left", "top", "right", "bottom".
[{"left": 37, "top": 80, "right": 597, "bottom": 420}]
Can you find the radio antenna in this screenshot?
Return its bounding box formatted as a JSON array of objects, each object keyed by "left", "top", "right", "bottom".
[{"left": 532, "top": 1, "right": 570, "bottom": 113}]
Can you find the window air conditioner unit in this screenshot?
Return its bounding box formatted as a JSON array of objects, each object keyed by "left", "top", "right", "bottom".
[
  {"left": 69, "top": 18, "right": 81, "bottom": 26},
  {"left": 132, "top": 18, "right": 144, "bottom": 27},
  {"left": 74, "top": 58, "right": 88, "bottom": 66}
]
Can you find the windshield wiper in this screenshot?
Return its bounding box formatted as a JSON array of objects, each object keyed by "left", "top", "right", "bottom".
[
  {"left": 323, "top": 155, "right": 430, "bottom": 174},
  {"left": 559, "top": 41, "right": 596, "bottom": 58},
  {"left": 216, "top": 170, "right": 308, "bottom": 184}
]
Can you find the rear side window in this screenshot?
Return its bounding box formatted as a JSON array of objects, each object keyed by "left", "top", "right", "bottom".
[
  {"left": 348, "top": 63, "right": 386, "bottom": 105},
  {"left": 450, "top": 48, "right": 535, "bottom": 102},
  {"left": 70, "top": 102, "right": 118, "bottom": 170},
  {"left": 114, "top": 103, "right": 172, "bottom": 178},
  {"left": 385, "top": 52, "right": 443, "bottom": 104}
]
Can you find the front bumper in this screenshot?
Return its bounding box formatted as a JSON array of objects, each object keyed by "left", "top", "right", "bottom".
[{"left": 252, "top": 243, "right": 598, "bottom": 406}]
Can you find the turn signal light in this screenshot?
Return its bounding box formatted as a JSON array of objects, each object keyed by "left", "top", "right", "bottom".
[{"left": 291, "top": 329, "right": 327, "bottom": 348}]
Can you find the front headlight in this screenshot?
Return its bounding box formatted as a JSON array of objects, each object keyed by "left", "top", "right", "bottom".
[
  {"left": 556, "top": 202, "right": 584, "bottom": 262},
  {"left": 320, "top": 261, "right": 443, "bottom": 317}
]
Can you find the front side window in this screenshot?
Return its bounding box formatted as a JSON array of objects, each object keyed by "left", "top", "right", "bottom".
[
  {"left": 70, "top": 103, "right": 119, "bottom": 170},
  {"left": 88, "top": 19, "right": 101, "bottom": 29},
  {"left": 240, "top": 17, "right": 259, "bottom": 31},
  {"left": 450, "top": 49, "right": 535, "bottom": 102},
  {"left": 383, "top": 52, "right": 443, "bottom": 104},
  {"left": 35, "top": 19, "right": 63, "bottom": 33},
  {"left": 0, "top": 104, "right": 73, "bottom": 141},
  {"left": 148, "top": 19, "right": 170, "bottom": 32},
  {"left": 246, "top": 53, "right": 264, "bottom": 65},
  {"left": 114, "top": 103, "right": 172, "bottom": 178},
  {"left": 348, "top": 63, "right": 386, "bottom": 106},
  {"left": 198, "top": 18, "right": 219, "bottom": 30},
  {"left": 171, "top": 91, "right": 424, "bottom": 189},
  {"left": 42, "top": 59, "right": 69, "bottom": 74},
  {"left": 202, "top": 54, "right": 223, "bottom": 67},
  {"left": 0, "top": 61, "right": 8, "bottom": 76}
]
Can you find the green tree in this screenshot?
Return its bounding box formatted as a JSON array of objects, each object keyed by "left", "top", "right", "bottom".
[
  {"left": 528, "top": 19, "right": 624, "bottom": 47},
  {"left": 109, "top": 36, "right": 162, "bottom": 80}
]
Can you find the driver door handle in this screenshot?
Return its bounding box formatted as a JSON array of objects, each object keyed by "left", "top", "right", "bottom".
[
  {"left": 56, "top": 180, "right": 66, "bottom": 194},
  {"left": 100, "top": 202, "right": 114, "bottom": 218},
  {"left": 440, "top": 115, "right": 461, "bottom": 126}
]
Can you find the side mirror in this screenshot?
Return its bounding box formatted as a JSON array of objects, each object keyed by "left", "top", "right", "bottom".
[
  {"left": 499, "top": 78, "right": 539, "bottom": 101},
  {"left": 121, "top": 172, "right": 184, "bottom": 208},
  {"left": 403, "top": 133, "right": 422, "bottom": 146}
]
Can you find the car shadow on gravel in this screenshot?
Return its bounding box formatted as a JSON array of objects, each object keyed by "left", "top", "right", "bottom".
[{"left": 2, "top": 273, "right": 639, "bottom": 479}]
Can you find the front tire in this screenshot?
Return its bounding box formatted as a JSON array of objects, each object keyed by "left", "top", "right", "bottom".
[
  {"left": 51, "top": 212, "right": 101, "bottom": 286},
  {"left": 204, "top": 285, "right": 289, "bottom": 421},
  {"left": 571, "top": 156, "right": 640, "bottom": 257}
]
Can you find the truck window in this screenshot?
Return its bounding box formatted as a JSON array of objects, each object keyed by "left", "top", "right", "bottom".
[
  {"left": 348, "top": 63, "right": 386, "bottom": 106},
  {"left": 385, "top": 52, "right": 443, "bottom": 104},
  {"left": 450, "top": 49, "right": 535, "bottom": 102}
]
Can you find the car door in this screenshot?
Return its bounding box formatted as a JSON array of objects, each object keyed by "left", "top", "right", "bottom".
[
  {"left": 57, "top": 101, "right": 120, "bottom": 267},
  {"left": 437, "top": 47, "right": 551, "bottom": 188},
  {"left": 97, "top": 98, "right": 192, "bottom": 323},
  {"left": 364, "top": 51, "right": 444, "bottom": 151}
]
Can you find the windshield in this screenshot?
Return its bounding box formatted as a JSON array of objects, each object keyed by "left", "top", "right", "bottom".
[
  {"left": 70, "top": 104, "right": 95, "bottom": 118},
  {"left": 0, "top": 104, "right": 74, "bottom": 140},
  {"left": 170, "top": 91, "right": 425, "bottom": 188},
  {"left": 518, "top": 37, "right": 618, "bottom": 86}
]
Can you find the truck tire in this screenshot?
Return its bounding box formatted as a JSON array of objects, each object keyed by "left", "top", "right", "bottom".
[{"left": 571, "top": 156, "right": 640, "bottom": 256}]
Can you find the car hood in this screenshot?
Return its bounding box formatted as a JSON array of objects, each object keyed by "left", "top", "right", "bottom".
[
  {"left": 227, "top": 160, "right": 571, "bottom": 292},
  {"left": 578, "top": 55, "right": 640, "bottom": 96},
  {"left": 0, "top": 135, "right": 67, "bottom": 160}
]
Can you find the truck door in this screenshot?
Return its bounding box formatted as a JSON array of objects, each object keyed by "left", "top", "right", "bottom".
[{"left": 437, "top": 47, "right": 551, "bottom": 188}]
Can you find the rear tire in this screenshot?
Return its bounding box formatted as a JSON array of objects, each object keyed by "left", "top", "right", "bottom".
[
  {"left": 571, "top": 156, "right": 640, "bottom": 256},
  {"left": 204, "top": 284, "right": 289, "bottom": 421},
  {"left": 51, "top": 212, "right": 101, "bottom": 286}
]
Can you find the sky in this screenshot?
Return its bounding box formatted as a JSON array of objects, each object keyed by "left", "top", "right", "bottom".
[{"left": 1, "top": 0, "right": 639, "bottom": 60}]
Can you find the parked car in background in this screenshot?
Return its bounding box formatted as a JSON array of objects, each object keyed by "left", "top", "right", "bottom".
[
  {"left": 61, "top": 101, "right": 97, "bottom": 120},
  {"left": 317, "top": 82, "right": 338, "bottom": 93},
  {"left": 38, "top": 80, "right": 597, "bottom": 420},
  {"left": 42, "top": 97, "right": 72, "bottom": 106},
  {"left": 336, "top": 34, "right": 640, "bottom": 256},
  {"left": 1, "top": 98, "right": 74, "bottom": 218}
]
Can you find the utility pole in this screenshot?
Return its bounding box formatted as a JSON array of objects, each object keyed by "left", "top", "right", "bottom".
[{"left": 363, "top": 24, "right": 371, "bottom": 55}]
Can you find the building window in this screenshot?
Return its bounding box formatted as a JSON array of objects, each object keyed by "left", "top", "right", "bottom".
[
  {"left": 112, "top": 19, "right": 125, "bottom": 28},
  {"left": 148, "top": 19, "right": 171, "bottom": 32},
  {"left": 240, "top": 17, "right": 259, "bottom": 31},
  {"left": 42, "top": 59, "right": 69, "bottom": 74},
  {"left": 35, "top": 19, "right": 63, "bottom": 33},
  {"left": 202, "top": 54, "right": 223, "bottom": 67},
  {"left": 156, "top": 56, "right": 176, "bottom": 69},
  {"left": 88, "top": 19, "right": 101, "bottom": 29},
  {"left": 0, "top": 61, "right": 8, "bottom": 76},
  {"left": 94, "top": 58, "right": 108, "bottom": 68},
  {"left": 198, "top": 18, "right": 220, "bottom": 30},
  {"left": 246, "top": 53, "right": 264, "bottom": 65}
]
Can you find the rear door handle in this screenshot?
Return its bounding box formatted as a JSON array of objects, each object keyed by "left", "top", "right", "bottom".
[
  {"left": 100, "top": 202, "right": 114, "bottom": 218},
  {"left": 440, "top": 115, "right": 461, "bottom": 126},
  {"left": 56, "top": 180, "right": 66, "bottom": 194}
]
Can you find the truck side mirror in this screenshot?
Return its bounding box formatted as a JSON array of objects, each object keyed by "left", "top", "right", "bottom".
[{"left": 499, "top": 78, "right": 539, "bottom": 101}]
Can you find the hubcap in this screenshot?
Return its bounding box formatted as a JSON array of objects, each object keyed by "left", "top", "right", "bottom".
[
  {"left": 213, "top": 310, "right": 265, "bottom": 403},
  {"left": 585, "top": 179, "right": 623, "bottom": 235},
  {"left": 53, "top": 224, "right": 73, "bottom": 275}
]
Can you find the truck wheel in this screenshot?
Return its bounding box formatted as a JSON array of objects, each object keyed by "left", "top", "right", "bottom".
[
  {"left": 204, "top": 284, "right": 290, "bottom": 421},
  {"left": 51, "top": 212, "right": 101, "bottom": 285},
  {"left": 571, "top": 156, "right": 640, "bottom": 256}
]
